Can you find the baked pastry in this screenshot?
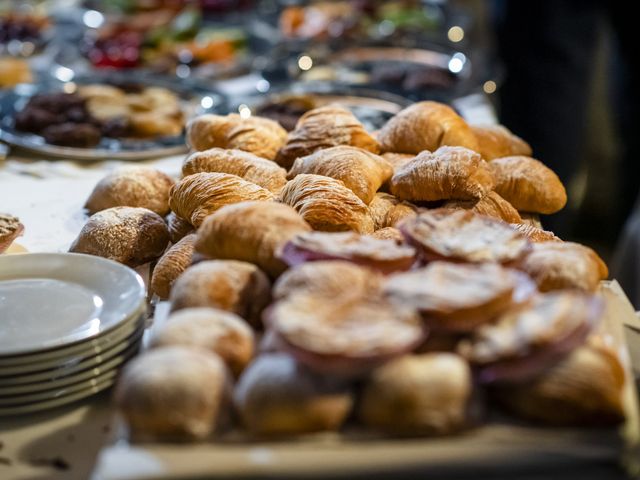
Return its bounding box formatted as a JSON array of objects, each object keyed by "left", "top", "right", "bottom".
[
  {"left": 493, "top": 338, "right": 625, "bottom": 425},
  {"left": 169, "top": 260, "right": 271, "bottom": 328},
  {"left": 390, "top": 146, "right": 494, "bottom": 202},
  {"left": 516, "top": 242, "right": 608, "bottom": 292},
  {"left": 280, "top": 174, "right": 375, "bottom": 234},
  {"left": 399, "top": 209, "right": 530, "bottom": 264},
  {"left": 182, "top": 148, "right": 287, "bottom": 194},
  {"left": 266, "top": 293, "right": 424, "bottom": 376},
  {"left": 0, "top": 213, "right": 24, "bottom": 254},
  {"left": 444, "top": 191, "right": 522, "bottom": 224},
  {"left": 195, "top": 201, "right": 312, "bottom": 277},
  {"left": 279, "top": 231, "right": 416, "bottom": 274},
  {"left": 287, "top": 146, "right": 393, "bottom": 204},
  {"left": 273, "top": 260, "right": 383, "bottom": 301},
  {"left": 488, "top": 156, "right": 567, "bottom": 214},
  {"left": 510, "top": 223, "right": 561, "bottom": 243},
  {"left": 150, "top": 234, "right": 196, "bottom": 300},
  {"left": 368, "top": 192, "right": 417, "bottom": 229},
  {"left": 186, "top": 113, "right": 287, "bottom": 160},
  {"left": 234, "top": 353, "right": 353, "bottom": 436},
  {"left": 370, "top": 227, "right": 405, "bottom": 243},
  {"left": 384, "top": 262, "right": 527, "bottom": 332},
  {"left": 377, "top": 101, "right": 479, "bottom": 154},
  {"left": 471, "top": 124, "right": 532, "bottom": 161},
  {"left": 458, "top": 291, "right": 603, "bottom": 383},
  {"left": 169, "top": 172, "right": 274, "bottom": 228},
  {"left": 69, "top": 207, "right": 169, "bottom": 267},
  {"left": 381, "top": 152, "right": 414, "bottom": 171},
  {"left": 166, "top": 212, "right": 195, "bottom": 243},
  {"left": 85, "top": 167, "right": 175, "bottom": 216},
  {"left": 275, "top": 105, "right": 380, "bottom": 169},
  {"left": 114, "top": 347, "right": 229, "bottom": 441},
  {"left": 358, "top": 353, "right": 475, "bottom": 435},
  {"left": 150, "top": 307, "right": 255, "bottom": 377}
]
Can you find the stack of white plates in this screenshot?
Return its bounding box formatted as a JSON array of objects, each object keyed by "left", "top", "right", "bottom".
[{"left": 0, "top": 253, "right": 147, "bottom": 415}]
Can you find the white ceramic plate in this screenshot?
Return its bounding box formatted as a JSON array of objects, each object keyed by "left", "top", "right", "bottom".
[
  {"left": 0, "top": 318, "right": 144, "bottom": 376},
  {"left": 0, "top": 337, "right": 141, "bottom": 395},
  {"left": 0, "top": 310, "right": 145, "bottom": 374},
  {"left": 0, "top": 253, "right": 145, "bottom": 356},
  {"left": 0, "top": 328, "right": 143, "bottom": 386},
  {"left": 0, "top": 374, "right": 116, "bottom": 415},
  {"left": 0, "top": 366, "right": 119, "bottom": 406}
]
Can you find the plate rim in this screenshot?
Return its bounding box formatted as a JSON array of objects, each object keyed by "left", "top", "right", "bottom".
[{"left": 0, "top": 252, "right": 146, "bottom": 356}]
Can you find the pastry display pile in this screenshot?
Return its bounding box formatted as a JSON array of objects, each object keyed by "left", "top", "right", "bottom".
[
  {"left": 69, "top": 100, "right": 625, "bottom": 441},
  {"left": 14, "top": 83, "right": 184, "bottom": 147}
]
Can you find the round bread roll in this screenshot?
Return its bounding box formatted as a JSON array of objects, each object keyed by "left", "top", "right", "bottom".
[
  {"left": 85, "top": 167, "right": 175, "bottom": 216},
  {"left": 150, "top": 234, "right": 196, "bottom": 300},
  {"left": 69, "top": 207, "right": 169, "bottom": 267},
  {"left": 358, "top": 353, "right": 475, "bottom": 435},
  {"left": 150, "top": 308, "right": 255, "bottom": 377},
  {"left": 114, "top": 347, "right": 229, "bottom": 441},
  {"left": 234, "top": 353, "right": 353, "bottom": 436},
  {"left": 169, "top": 260, "right": 271, "bottom": 328}
]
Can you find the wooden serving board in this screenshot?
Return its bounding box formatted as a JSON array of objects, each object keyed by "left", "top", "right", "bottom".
[{"left": 89, "top": 281, "right": 640, "bottom": 480}]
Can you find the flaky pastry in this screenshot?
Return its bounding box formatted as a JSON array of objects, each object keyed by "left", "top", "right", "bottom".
[
  {"left": 150, "top": 234, "right": 196, "bottom": 300},
  {"left": 280, "top": 174, "right": 375, "bottom": 234},
  {"left": 368, "top": 192, "right": 418, "bottom": 229},
  {"left": 275, "top": 105, "right": 380, "bottom": 169},
  {"left": 377, "top": 101, "right": 479, "bottom": 154},
  {"left": 390, "top": 146, "right": 494, "bottom": 202},
  {"left": 444, "top": 191, "right": 522, "bottom": 224},
  {"left": 169, "top": 172, "right": 274, "bottom": 228},
  {"left": 471, "top": 124, "right": 532, "bottom": 161}
]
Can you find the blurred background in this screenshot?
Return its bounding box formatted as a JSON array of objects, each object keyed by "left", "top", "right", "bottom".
[{"left": 2, "top": 0, "right": 638, "bottom": 304}]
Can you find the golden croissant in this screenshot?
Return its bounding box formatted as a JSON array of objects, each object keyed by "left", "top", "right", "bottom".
[
  {"left": 471, "top": 124, "right": 532, "bottom": 161},
  {"left": 287, "top": 146, "right": 393, "bottom": 204},
  {"left": 377, "top": 101, "right": 479, "bottom": 154},
  {"left": 169, "top": 172, "right": 274, "bottom": 228},
  {"left": 368, "top": 192, "right": 418, "bottom": 229},
  {"left": 444, "top": 191, "right": 522, "bottom": 224},
  {"left": 488, "top": 156, "right": 567, "bottom": 214},
  {"left": 391, "top": 146, "right": 494, "bottom": 202},
  {"left": 280, "top": 174, "right": 375, "bottom": 234},
  {"left": 195, "top": 201, "right": 312, "bottom": 277},
  {"left": 275, "top": 105, "right": 380, "bottom": 169},
  {"left": 182, "top": 148, "right": 287, "bottom": 194},
  {"left": 186, "top": 113, "right": 287, "bottom": 160}
]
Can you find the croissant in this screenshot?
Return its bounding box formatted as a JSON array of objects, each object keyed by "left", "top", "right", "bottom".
[
  {"left": 493, "top": 340, "right": 625, "bottom": 425},
  {"left": 195, "top": 201, "right": 312, "bottom": 277},
  {"left": 444, "top": 191, "right": 522, "bottom": 224},
  {"left": 275, "top": 105, "right": 380, "bottom": 169},
  {"left": 390, "top": 146, "right": 495, "bottom": 202},
  {"left": 150, "top": 233, "right": 196, "bottom": 300},
  {"left": 182, "top": 148, "right": 287, "bottom": 194},
  {"left": 186, "top": 114, "right": 287, "bottom": 160},
  {"left": 280, "top": 174, "right": 375, "bottom": 234},
  {"left": 377, "top": 101, "right": 479, "bottom": 154},
  {"left": 85, "top": 167, "right": 175, "bottom": 216},
  {"left": 287, "top": 146, "right": 393, "bottom": 204},
  {"left": 169, "top": 172, "right": 274, "bottom": 228},
  {"left": 366, "top": 192, "right": 418, "bottom": 230},
  {"left": 510, "top": 223, "right": 561, "bottom": 243},
  {"left": 516, "top": 241, "right": 608, "bottom": 292},
  {"left": 471, "top": 124, "right": 532, "bottom": 160},
  {"left": 488, "top": 156, "right": 567, "bottom": 214},
  {"left": 166, "top": 212, "right": 194, "bottom": 244},
  {"left": 169, "top": 259, "right": 271, "bottom": 328}
]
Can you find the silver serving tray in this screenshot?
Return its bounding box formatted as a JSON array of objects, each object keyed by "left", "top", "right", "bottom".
[{"left": 0, "top": 71, "right": 225, "bottom": 160}]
